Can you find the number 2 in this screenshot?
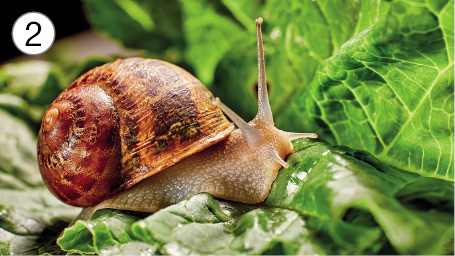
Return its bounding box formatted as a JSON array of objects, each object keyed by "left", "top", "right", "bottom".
[{"left": 26, "top": 21, "right": 41, "bottom": 46}]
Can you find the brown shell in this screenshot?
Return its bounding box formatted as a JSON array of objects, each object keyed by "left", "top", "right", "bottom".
[{"left": 37, "top": 58, "right": 234, "bottom": 207}]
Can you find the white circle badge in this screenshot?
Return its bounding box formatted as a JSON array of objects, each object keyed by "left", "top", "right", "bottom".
[{"left": 12, "top": 12, "right": 55, "bottom": 55}]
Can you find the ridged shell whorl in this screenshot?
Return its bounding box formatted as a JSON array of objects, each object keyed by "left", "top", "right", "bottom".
[{"left": 37, "top": 58, "right": 234, "bottom": 207}]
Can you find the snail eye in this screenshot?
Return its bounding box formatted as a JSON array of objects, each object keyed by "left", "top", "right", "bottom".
[{"left": 43, "top": 108, "right": 59, "bottom": 131}]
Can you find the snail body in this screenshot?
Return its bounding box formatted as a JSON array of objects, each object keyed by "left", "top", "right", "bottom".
[
  {"left": 38, "top": 18, "right": 317, "bottom": 220},
  {"left": 85, "top": 115, "right": 296, "bottom": 217}
]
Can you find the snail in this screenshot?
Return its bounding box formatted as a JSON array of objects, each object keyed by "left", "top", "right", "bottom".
[{"left": 37, "top": 18, "right": 317, "bottom": 221}]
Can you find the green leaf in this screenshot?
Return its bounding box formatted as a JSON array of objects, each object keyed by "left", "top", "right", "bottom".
[
  {"left": 0, "top": 93, "right": 37, "bottom": 130},
  {"left": 279, "top": 0, "right": 454, "bottom": 180},
  {"left": 0, "top": 109, "right": 42, "bottom": 188},
  {"left": 181, "top": 0, "right": 248, "bottom": 85},
  {"left": 83, "top": 0, "right": 184, "bottom": 62},
  {"left": 266, "top": 139, "right": 454, "bottom": 255},
  {"left": 0, "top": 188, "right": 78, "bottom": 255},
  {"left": 131, "top": 193, "right": 244, "bottom": 245},
  {"left": 221, "top": 0, "right": 263, "bottom": 31},
  {"left": 58, "top": 193, "right": 358, "bottom": 255},
  {"left": 100, "top": 241, "right": 159, "bottom": 256},
  {"left": 57, "top": 209, "right": 149, "bottom": 255},
  {"left": 131, "top": 193, "right": 346, "bottom": 255},
  {"left": 0, "top": 60, "right": 64, "bottom": 105}
]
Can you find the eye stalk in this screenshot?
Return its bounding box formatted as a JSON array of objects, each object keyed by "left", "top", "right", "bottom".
[{"left": 215, "top": 17, "right": 317, "bottom": 169}]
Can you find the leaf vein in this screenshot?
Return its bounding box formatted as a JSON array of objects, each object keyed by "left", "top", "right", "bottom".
[{"left": 380, "top": 63, "right": 454, "bottom": 157}]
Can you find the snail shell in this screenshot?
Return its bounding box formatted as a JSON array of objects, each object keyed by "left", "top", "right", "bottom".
[{"left": 37, "top": 58, "right": 234, "bottom": 207}]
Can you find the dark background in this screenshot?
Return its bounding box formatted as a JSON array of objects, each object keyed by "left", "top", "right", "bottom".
[{"left": 2, "top": 0, "right": 90, "bottom": 63}]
